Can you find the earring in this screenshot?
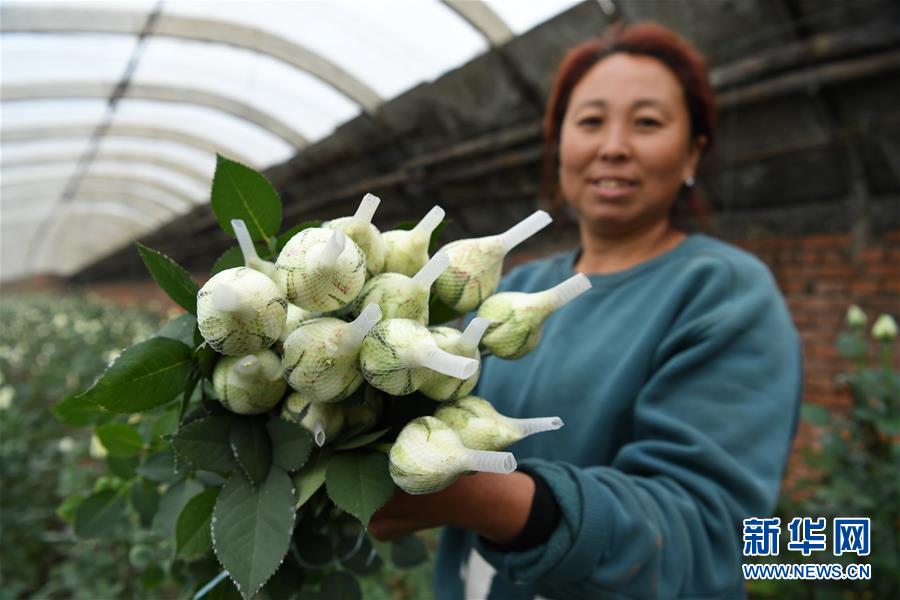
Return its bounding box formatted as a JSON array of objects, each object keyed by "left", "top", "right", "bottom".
[{"left": 684, "top": 176, "right": 695, "bottom": 188}]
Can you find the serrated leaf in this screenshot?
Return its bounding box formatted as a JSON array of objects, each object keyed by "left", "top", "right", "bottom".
[
  {"left": 172, "top": 416, "right": 237, "bottom": 475},
  {"left": 81, "top": 337, "right": 193, "bottom": 413},
  {"left": 96, "top": 423, "right": 144, "bottom": 457},
  {"left": 54, "top": 394, "right": 106, "bottom": 426},
  {"left": 153, "top": 407, "right": 181, "bottom": 440},
  {"left": 293, "top": 452, "right": 331, "bottom": 510},
  {"left": 153, "top": 478, "right": 204, "bottom": 538},
  {"left": 194, "top": 341, "right": 219, "bottom": 380},
  {"left": 276, "top": 221, "right": 321, "bottom": 252},
  {"left": 230, "top": 417, "right": 272, "bottom": 488},
  {"left": 211, "top": 154, "right": 282, "bottom": 241},
  {"left": 176, "top": 488, "right": 219, "bottom": 559},
  {"left": 263, "top": 558, "right": 305, "bottom": 599},
  {"left": 75, "top": 489, "right": 126, "bottom": 538},
  {"left": 137, "top": 451, "right": 177, "bottom": 483},
  {"left": 333, "top": 427, "right": 389, "bottom": 451},
  {"left": 156, "top": 313, "right": 197, "bottom": 345},
  {"left": 213, "top": 468, "right": 296, "bottom": 600},
  {"left": 136, "top": 243, "right": 199, "bottom": 314},
  {"left": 131, "top": 479, "right": 160, "bottom": 528},
  {"left": 391, "top": 534, "right": 427, "bottom": 568},
  {"left": 318, "top": 571, "right": 360, "bottom": 600},
  {"left": 325, "top": 452, "right": 394, "bottom": 527},
  {"left": 267, "top": 418, "right": 314, "bottom": 472}
]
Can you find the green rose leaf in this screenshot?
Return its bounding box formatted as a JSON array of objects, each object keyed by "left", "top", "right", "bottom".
[
  {"left": 176, "top": 488, "right": 219, "bottom": 560},
  {"left": 229, "top": 417, "right": 272, "bottom": 488},
  {"left": 293, "top": 452, "right": 331, "bottom": 510},
  {"left": 333, "top": 427, "right": 390, "bottom": 451},
  {"left": 81, "top": 337, "right": 193, "bottom": 413},
  {"left": 155, "top": 313, "right": 197, "bottom": 345},
  {"left": 137, "top": 451, "right": 177, "bottom": 483},
  {"left": 318, "top": 571, "right": 361, "bottom": 600},
  {"left": 211, "top": 246, "right": 245, "bottom": 275},
  {"left": 263, "top": 558, "right": 305, "bottom": 599},
  {"left": 276, "top": 221, "right": 321, "bottom": 252},
  {"left": 96, "top": 423, "right": 144, "bottom": 457},
  {"left": 213, "top": 468, "right": 296, "bottom": 600},
  {"left": 152, "top": 478, "right": 204, "bottom": 538},
  {"left": 131, "top": 479, "right": 160, "bottom": 528},
  {"left": 211, "top": 154, "right": 282, "bottom": 242},
  {"left": 136, "top": 243, "right": 199, "bottom": 314},
  {"left": 54, "top": 394, "right": 106, "bottom": 426},
  {"left": 75, "top": 489, "right": 126, "bottom": 538},
  {"left": 172, "top": 415, "right": 237, "bottom": 475},
  {"left": 267, "top": 418, "right": 314, "bottom": 472},
  {"left": 107, "top": 454, "right": 139, "bottom": 479},
  {"left": 325, "top": 452, "right": 394, "bottom": 527}
]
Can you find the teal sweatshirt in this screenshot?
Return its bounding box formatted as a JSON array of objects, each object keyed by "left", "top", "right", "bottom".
[{"left": 433, "top": 233, "right": 803, "bottom": 599}]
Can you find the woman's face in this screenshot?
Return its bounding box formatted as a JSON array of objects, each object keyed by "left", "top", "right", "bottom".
[{"left": 558, "top": 53, "right": 704, "bottom": 236}]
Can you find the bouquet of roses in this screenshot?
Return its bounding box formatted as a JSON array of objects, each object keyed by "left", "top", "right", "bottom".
[{"left": 57, "top": 155, "right": 589, "bottom": 599}]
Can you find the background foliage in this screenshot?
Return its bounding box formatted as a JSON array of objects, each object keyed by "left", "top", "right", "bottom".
[
  {"left": 0, "top": 292, "right": 437, "bottom": 599},
  {"left": 748, "top": 311, "right": 900, "bottom": 598}
]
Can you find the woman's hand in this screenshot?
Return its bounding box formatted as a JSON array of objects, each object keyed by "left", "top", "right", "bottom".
[{"left": 368, "top": 471, "right": 535, "bottom": 543}]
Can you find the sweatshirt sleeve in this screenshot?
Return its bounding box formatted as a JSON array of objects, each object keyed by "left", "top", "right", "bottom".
[{"left": 472, "top": 256, "right": 803, "bottom": 598}]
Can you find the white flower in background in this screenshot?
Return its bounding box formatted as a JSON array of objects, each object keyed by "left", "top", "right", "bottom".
[
  {"left": 846, "top": 305, "right": 867, "bottom": 328},
  {"left": 0, "top": 386, "right": 14, "bottom": 410},
  {"left": 872, "top": 314, "right": 898, "bottom": 342},
  {"left": 52, "top": 313, "right": 69, "bottom": 329},
  {"left": 89, "top": 434, "right": 108, "bottom": 459},
  {"left": 58, "top": 437, "right": 75, "bottom": 453}
]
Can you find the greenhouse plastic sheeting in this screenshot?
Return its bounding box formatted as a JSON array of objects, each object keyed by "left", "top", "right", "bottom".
[{"left": 0, "top": 0, "right": 582, "bottom": 282}]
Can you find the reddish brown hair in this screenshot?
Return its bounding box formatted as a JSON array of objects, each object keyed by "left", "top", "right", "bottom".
[{"left": 542, "top": 22, "right": 717, "bottom": 227}]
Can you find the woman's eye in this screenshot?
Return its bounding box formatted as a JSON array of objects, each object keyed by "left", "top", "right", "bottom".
[
  {"left": 578, "top": 116, "right": 603, "bottom": 127},
  {"left": 636, "top": 118, "right": 661, "bottom": 128}
]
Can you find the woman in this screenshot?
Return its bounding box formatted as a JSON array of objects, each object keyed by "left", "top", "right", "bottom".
[{"left": 370, "top": 22, "right": 802, "bottom": 599}]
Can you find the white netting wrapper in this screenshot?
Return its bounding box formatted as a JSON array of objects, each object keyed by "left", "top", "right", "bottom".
[
  {"left": 281, "top": 392, "right": 345, "bottom": 446},
  {"left": 478, "top": 274, "right": 591, "bottom": 360},
  {"left": 381, "top": 205, "right": 445, "bottom": 276},
  {"left": 279, "top": 303, "right": 321, "bottom": 343},
  {"left": 359, "top": 319, "right": 435, "bottom": 396},
  {"left": 351, "top": 273, "right": 429, "bottom": 324},
  {"left": 323, "top": 217, "right": 385, "bottom": 279},
  {"left": 477, "top": 291, "right": 552, "bottom": 360},
  {"left": 275, "top": 228, "right": 366, "bottom": 312},
  {"left": 212, "top": 350, "right": 287, "bottom": 415},
  {"left": 418, "top": 326, "right": 481, "bottom": 402},
  {"left": 197, "top": 267, "right": 287, "bottom": 356},
  {"left": 388, "top": 416, "right": 470, "bottom": 494},
  {"left": 433, "top": 236, "right": 506, "bottom": 314},
  {"left": 281, "top": 317, "right": 369, "bottom": 404},
  {"left": 434, "top": 396, "right": 563, "bottom": 451}
]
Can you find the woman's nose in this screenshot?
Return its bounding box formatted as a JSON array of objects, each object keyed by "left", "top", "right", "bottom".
[{"left": 596, "top": 124, "right": 630, "bottom": 161}]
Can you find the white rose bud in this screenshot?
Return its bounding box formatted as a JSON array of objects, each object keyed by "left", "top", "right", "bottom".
[
  {"left": 872, "top": 314, "right": 898, "bottom": 342},
  {"left": 846, "top": 305, "right": 867, "bottom": 328}
]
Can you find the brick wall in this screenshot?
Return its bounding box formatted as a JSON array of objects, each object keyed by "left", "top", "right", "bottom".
[{"left": 736, "top": 229, "right": 900, "bottom": 494}]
